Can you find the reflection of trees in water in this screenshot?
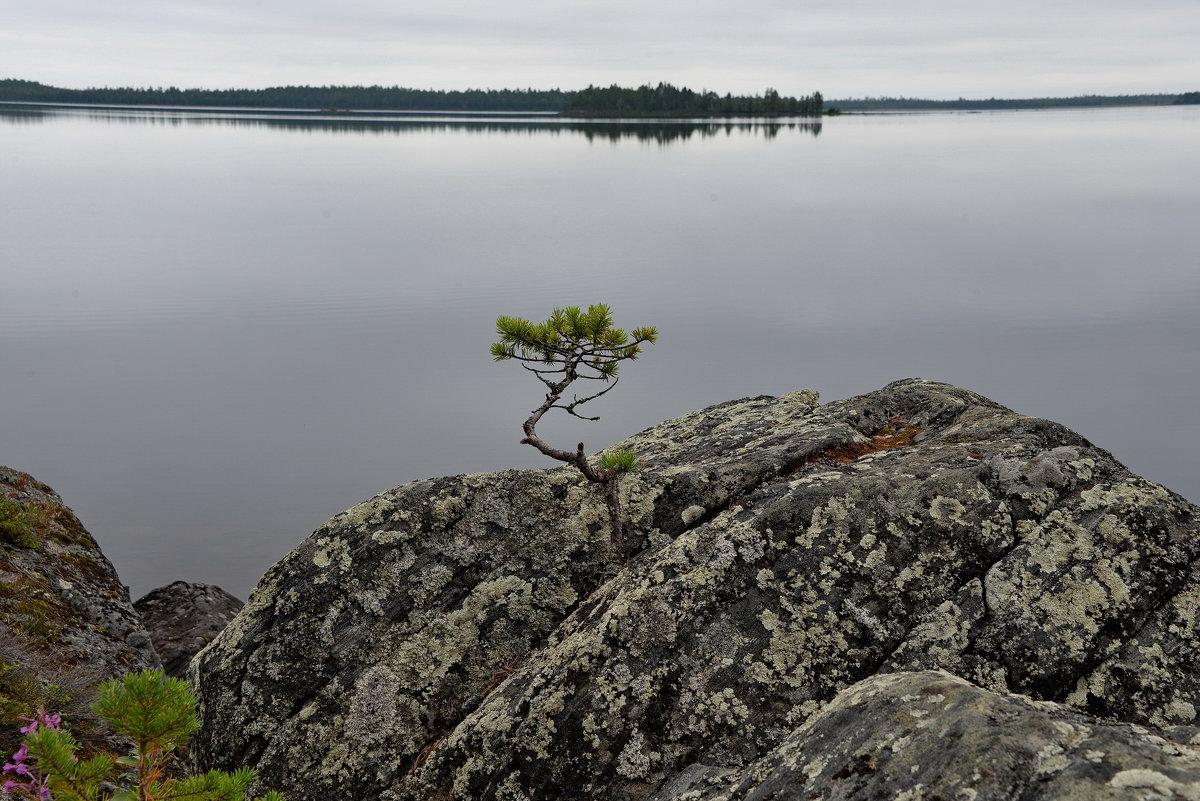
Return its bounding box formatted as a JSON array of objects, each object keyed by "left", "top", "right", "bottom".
[
  {"left": 0, "top": 108, "right": 48, "bottom": 125},
  {"left": 0, "top": 105, "right": 821, "bottom": 140},
  {"left": 576, "top": 122, "right": 820, "bottom": 141}
]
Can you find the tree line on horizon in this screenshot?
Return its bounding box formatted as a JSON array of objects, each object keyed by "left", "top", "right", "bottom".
[
  {"left": 829, "top": 93, "right": 1193, "bottom": 111},
  {"left": 5, "top": 79, "right": 1191, "bottom": 115},
  {"left": 0, "top": 78, "right": 571, "bottom": 112},
  {"left": 0, "top": 78, "right": 823, "bottom": 116}
]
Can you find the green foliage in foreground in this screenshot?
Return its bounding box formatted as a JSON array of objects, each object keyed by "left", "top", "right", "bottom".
[
  {"left": 5, "top": 670, "right": 284, "bottom": 801},
  {"left": 0, "top": 661, "right": 72, "bottom": 737}
]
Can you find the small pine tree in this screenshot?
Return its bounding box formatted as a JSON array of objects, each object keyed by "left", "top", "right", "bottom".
[
  {"left": 4, "top": 670, "right": 284, "bottom": 801},
  {"left": 492, "top": 304, "right": 657, "bottom": 544}
]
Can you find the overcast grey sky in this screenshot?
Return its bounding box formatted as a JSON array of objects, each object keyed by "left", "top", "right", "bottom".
[{"left": 3, "top": 1, "right": 1198, "bottom": 99}]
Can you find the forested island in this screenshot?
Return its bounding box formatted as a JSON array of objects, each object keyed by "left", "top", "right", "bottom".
[
  {"left": 0, "top": 78, "right": 823, "bottom": 117},
  {"left": 564, "top": 84, "right": 822, "bottom": 116}
]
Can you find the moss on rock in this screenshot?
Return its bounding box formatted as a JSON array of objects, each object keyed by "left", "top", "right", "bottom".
[{"left": 0, "top": 466, "right": 161, "bottom": 755}]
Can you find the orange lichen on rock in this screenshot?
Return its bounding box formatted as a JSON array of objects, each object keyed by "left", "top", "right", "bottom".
[{"left": 806, "top": 418, "right": 925, "bottom": 465}]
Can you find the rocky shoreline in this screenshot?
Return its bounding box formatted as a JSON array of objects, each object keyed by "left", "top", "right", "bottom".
[{"left": 4, "top": 378, "right": 1200, "bottom": 799}]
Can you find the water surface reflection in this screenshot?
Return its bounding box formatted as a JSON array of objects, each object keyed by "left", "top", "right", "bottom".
[
  {"left": 1, "top": 104, "right": 1196, "bottom": 599},
  {"left": 0, "top": 104, "right": 820, "bottom": 141}
]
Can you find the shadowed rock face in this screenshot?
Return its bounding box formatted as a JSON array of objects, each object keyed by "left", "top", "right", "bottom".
[
  {"left": 0, "top": 467, "right": 160, "bottom": 755},
  {"left": 189, "top": 379, "right": 1200, "bottom": 801},
  {"left": 135, "top": 581, "right": 243, "bottom": 679}
]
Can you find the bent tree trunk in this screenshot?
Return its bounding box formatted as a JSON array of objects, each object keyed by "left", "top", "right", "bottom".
[{"left": 521, "top": 388, "right": 623, "bottom": 545}]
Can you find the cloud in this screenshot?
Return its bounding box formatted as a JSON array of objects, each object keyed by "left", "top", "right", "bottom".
[{"left": 4, "top": 0, "right": 1198, "bottom": 96}]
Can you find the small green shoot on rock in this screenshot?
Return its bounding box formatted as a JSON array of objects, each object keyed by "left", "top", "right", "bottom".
[{"left": 598, "top": 449, "right": 639, "bottom": 473}]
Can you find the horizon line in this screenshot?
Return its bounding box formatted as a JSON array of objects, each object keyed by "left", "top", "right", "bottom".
[{"left": 2, "top": 77, "right": 1191, "bottom": 103}]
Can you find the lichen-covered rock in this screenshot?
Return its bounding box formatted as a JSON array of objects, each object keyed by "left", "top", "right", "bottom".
[
  {"left": 189, "top": 379, "right": 1200, "bottom": 801},
  {"left": 665, "top": 670, "right": 1200, "bottom": 801},
  {"left": 134, "top": 581, "right": 243, "bottom": 679},
  {"left": 0, "top": 467, "right": 160, "bottom": 753}
]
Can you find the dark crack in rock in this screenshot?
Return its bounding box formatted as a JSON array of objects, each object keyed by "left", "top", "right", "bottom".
[
  {"left": 135, "top": 581, "right": 243, "bottom": 679},
  {"left": 189, "top": 379, "right": 1200, "bottom": 801}
]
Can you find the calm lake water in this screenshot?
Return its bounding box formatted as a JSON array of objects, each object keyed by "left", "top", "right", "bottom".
[{"left": 2, "top": 103, "right": 1197, "bottom": 599}]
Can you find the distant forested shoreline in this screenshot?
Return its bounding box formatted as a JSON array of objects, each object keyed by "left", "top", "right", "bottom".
[
  {"left": 0, "top": 79, "right": 822, "bottom": 116},
  {"left": 827, "top": 93, "right": 1194, "bottom": 111},
  {"left": 0, "top": 78, "right": 571, "bottom": 112},
  {"left": 4, "top": 79, "right": 1193, "bottom": 115}
]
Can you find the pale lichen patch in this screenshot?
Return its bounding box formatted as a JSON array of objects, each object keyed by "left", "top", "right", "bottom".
[
  {"left": 1108, "top": 768, "right": 1200, "bottom": 800},
  {"left": 929, "top": 497, "right": 966, "bottom": 525},
  {"left": 616, "top": 730, "right": 658, "bottom": 779},
  {"left": 1079, "top": 480, "right": 1172, "bottom": 514},
  {"left": 1034, "top": 742, "right": 1069, "bottom": 776},
  {"left": 370, "top": 529, "right": 409, "bottom": 545},
  {"left": 311, "top": 535, "right": 353, "bottom": 578},
  {"left": 1161, "top": 699, "right": 1198, "bottom": 726}
]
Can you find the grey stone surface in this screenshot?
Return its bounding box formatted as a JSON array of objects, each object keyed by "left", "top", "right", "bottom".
[
  {"left": 135, "top": 581, "right": 243, "bottom": 678},
  {"left": 0, "top": 466, "right": 161, "bottom": 754},
  {"left": 189, "top": 379, "right": 1200, "bottom": 801},
  {"left": 671, "top": 670, "right": 1200, "bottom": 801}
]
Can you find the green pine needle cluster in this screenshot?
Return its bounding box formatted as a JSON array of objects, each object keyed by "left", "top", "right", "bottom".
[
  {"left": 92, "top": 669, "right": 199, "bottom": 748},
  {"left": 598, "top": 449, "right": 640, "bottom": 472},
  {"left": 491, "top": 303, "right": 657, "bottom": 379},
  {"left": 12, "top": 670, "right": 285, "bottom": 801},
  {"left": 24, "top": 726, "right": 112, "bottom": 799}
]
